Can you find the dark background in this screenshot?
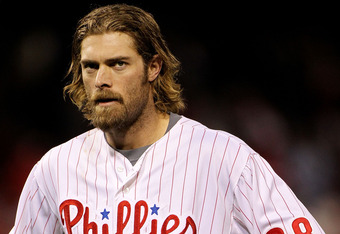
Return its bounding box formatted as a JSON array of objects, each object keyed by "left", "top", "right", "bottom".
[{"left": 1, "top": 1, "right": 339, "bottom": 232}]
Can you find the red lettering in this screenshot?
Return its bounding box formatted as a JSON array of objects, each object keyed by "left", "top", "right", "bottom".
[
  {"left": 161, "top": 215, "right": 180, "bottom": 234},
  {"left": 84, "top": 207, "right": 98, "bottom": 234},
  {"left": 267, "top": 218, "right": 313, "bottom": 234},
  {"left": 150, "top": 219, "right": 157, "bottom": 234},
  {"left": 292, "top": 217, "right": 312, "bottom": 234},
  {"left": 58, "top": 199, "right": 198, "bottom": 234},
  {"left": 134, "top": 200, "right": 148, "bottom": 234},
  {"left": 267, "top": 227, "right": 284, "bottom": 234},
  {"left": 180, "top": 216, "right": 197, "bottom": 234},
  {"left": 102, "top": 224, "right": 109, "bottom": 234},
  {"left": 116, "top": 200, "right": 131, "bottom": 234},
  {"left": 59, "top": 199, "right": 84, "bottom": 234}
]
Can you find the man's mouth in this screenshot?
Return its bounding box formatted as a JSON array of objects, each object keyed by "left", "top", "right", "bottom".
[
  {"left": 95, "top": 98, "right": 120, "bottom": 106},
  {"left": 96, "top": 98, "right": 117, "bottom": 103},
  {"left": 91, "top": 91, "right": 123, "bottom": 107}
]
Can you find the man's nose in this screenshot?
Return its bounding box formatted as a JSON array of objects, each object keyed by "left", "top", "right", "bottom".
[{"left": 95, "top": 65, "right": 112, "bottom": 89}]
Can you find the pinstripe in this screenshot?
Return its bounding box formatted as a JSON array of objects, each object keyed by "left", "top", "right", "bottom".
[
  {"left": 85, "top": 132, "right": 97, "bottom": 204},
  {"left": 30, "top": 188, "right": 39, "bottom": 201},
  {"left": 26, "top": 219, "right": 32, "bottom": 233},
  {"left": 56, "top": 145, "right": 62, "bottom": 202},
  {"left": 105, "top": 150, "right": 109, "bottom": 206},
  {"left": 41, "top": 164, "right": 57, "bottom": 208},
  {"left": 234, "top": 204, "right": 253, "bottom": 226},
  {"left": 180, "top": 127, "right": 194, "bottom": 216},
  {"left": 223, "top": 143, "right": 242, "bottom": 209},
  {"left": 169, "top": 125, "right": 183, "bottom": 212},
  {"left": 32, "top": 197, "right": 46, "bottom": 228},
  {"left": 42, "top": 213, "right": 51, "bottom": 233},
  {"left": 134, "top": 170, "right": 140, "bottom": 200},
  {"left": 192, "top": 128, "right": 206, "bottom": 214},
  {"left": 95, "top": 136, "right": 103, "bottom": 210},
  {"left": 158, "top": 131, "right": 170, "bottom": 203},
  {"left": 112, "top": 150, "right": 119, "bottom": 190},
  {"left": 210, "top": 137, "right": 230, "bottom": 234},
  {"left": 47, "top": 151, "right": 57, "bottom": 199},
  {"left": 237, "top": 184, "right": 261, "bottom": 233},
  {"left": 146, "top": 143, "right": 156, "bottom": 199},
  {"left": 66, "top": 139, "right": 74, "bottom": 196},
  {"left": 198, "top": 132, "right": 218, "bottom": 229},
  {"left": 76, "top": 136, "right": 86, "bottom": 197}
]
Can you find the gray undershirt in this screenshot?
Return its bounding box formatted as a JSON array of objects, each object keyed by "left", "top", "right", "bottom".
[{"left": 115, "top": 113, "right": 181, "bottom": 166}]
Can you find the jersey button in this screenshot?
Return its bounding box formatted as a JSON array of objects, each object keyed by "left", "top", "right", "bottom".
[
  {"left": 124, "top": 187, "right": 130, "bottom": 194},
  {"left": 117, "top": 167, "right": 124, "bottom": 173}
]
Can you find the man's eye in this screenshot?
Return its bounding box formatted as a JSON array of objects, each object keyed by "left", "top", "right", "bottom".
[
  {"left": 84, "top": 63, "right": 98, "bottom": 70},
  {"left": 113, "top": 61, "right": 127, "bottom": 70},
  {"left": 82, "top": 63, "right": 98, "bottom": 74}
]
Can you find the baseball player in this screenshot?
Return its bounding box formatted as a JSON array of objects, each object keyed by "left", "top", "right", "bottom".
[{"left": 11, "top": 4, "right": 324, "bottom": 234}]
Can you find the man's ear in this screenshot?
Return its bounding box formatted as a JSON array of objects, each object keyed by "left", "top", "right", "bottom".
[{"left": 147, "top": 55, "right": 163, "bottom": 82}]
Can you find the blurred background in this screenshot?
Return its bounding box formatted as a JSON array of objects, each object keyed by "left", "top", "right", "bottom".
[{"left": 1, "top": 1, "right": 339, "bottom": 233}]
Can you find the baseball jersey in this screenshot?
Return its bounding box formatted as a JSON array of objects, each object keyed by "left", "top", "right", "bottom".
[{"left": 10, "top": 115, "right": 324, "bottom": 233}]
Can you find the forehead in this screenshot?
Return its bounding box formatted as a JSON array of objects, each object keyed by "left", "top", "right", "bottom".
[{"left": 80, "top": 32, "right": 138, "bottom": 60}]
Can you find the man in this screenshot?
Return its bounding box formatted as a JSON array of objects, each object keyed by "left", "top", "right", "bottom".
[{"left": 11, "top": 4, "right": 324, "bottom": 233}]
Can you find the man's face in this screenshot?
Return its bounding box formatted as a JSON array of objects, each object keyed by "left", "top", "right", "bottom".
[{"left": 80, "top": 32, "right": 151, "bottom": 131}]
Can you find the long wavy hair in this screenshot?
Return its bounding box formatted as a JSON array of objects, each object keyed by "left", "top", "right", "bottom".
[{"left": 64, "top": 4, "right": 185, "bottom": 115}]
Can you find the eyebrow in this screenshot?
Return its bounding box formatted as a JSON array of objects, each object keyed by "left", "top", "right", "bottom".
[{"left": 80, "top": 56, "right": 131, "bottom": 65}]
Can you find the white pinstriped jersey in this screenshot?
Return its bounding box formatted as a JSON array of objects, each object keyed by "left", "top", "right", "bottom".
[{"left": 11, "top": 116, "right": 324, "bottom": 233}]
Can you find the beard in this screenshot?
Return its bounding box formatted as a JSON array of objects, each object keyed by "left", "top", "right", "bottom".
[{"left": 83, "top": 75, "right": 150, "bottom": 132}]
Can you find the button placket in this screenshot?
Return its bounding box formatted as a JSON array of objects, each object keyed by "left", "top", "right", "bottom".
[{"left": 112, "top": 152, "right": 144, "bottom": 198}]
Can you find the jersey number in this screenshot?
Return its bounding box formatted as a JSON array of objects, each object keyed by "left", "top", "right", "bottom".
[{"left": 267, "top": 217, "right": 312, "bottom": 234}]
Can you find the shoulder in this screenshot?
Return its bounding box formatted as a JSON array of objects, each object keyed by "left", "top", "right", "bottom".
[
  {"left": 43, "top": 128, "right": 101, "bottom": 162},
  {"left": 33, "top": 128, "right": 103, "bottom": 180},
  {"left": 179, "top": 115, "right": 255, "bottom": 153},
  {"left": 178, "top": 115, "right": 256, "bottom": 172}
]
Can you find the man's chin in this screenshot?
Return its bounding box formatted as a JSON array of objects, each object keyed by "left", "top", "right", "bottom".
[
  {"left": 91, "top": 117, "right": 122, "bottom": 131},
  {"left": 90, "top": 110, "right": 127, "bottom": 131}
]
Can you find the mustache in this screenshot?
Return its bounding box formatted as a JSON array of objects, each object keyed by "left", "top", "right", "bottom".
[{"left": 90, "top": 90, "right": 123, "bottom": 104}]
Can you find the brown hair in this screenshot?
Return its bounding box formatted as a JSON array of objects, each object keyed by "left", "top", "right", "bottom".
[{"left": 64, "top": 4, "right": 185, "bottom": 114}]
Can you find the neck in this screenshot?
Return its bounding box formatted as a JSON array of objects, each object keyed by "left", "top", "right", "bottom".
[{"left": 104, "top": 107, "right": 170, "bottom": 150}]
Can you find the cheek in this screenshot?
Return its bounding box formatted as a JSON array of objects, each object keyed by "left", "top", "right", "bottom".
[
  {"left": 82, "top": 77, "right": 94, "bottom": 97},
  {"left": 128, "top": 77, "right": 150, "bottom": 101},
  {"left": 82, "top": 73, "right": 91, "bottom": 86}
]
